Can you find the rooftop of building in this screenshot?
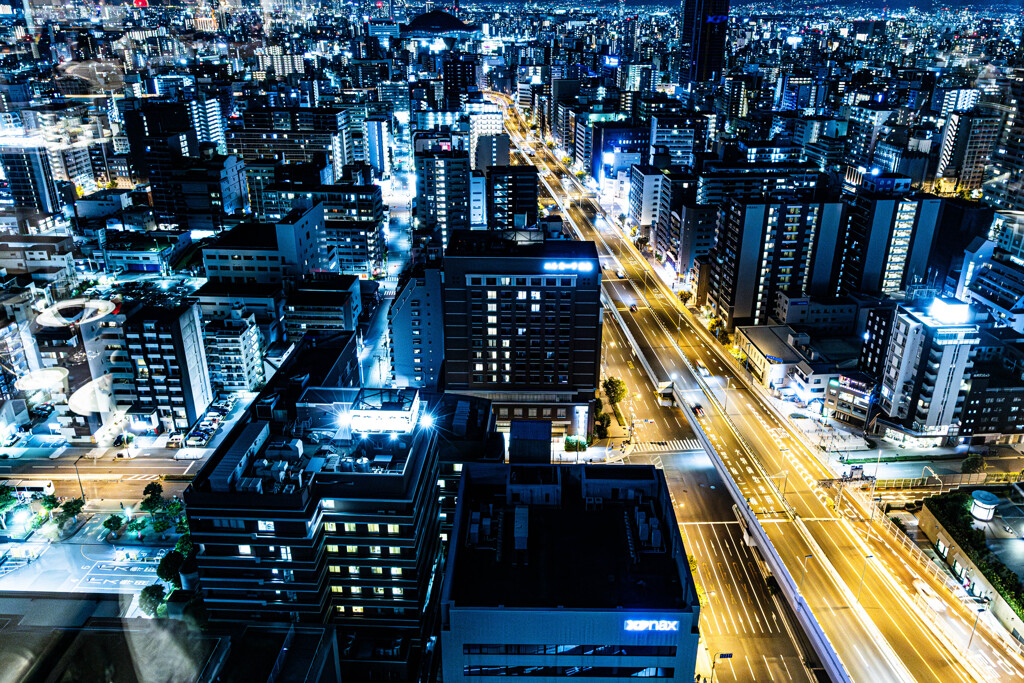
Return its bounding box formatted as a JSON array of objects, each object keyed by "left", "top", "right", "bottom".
[
  {"left": 446, "top": 464, "right": 692, "bottom": 611},
  {"left": 445, "top": 229, "right": 599, "bottom": 261},
  {"left": 209, "top": 221, "right": 279, "bottom": 250},
  {"left": 193, "top": 280, "right": 285, "bottom": 299}
]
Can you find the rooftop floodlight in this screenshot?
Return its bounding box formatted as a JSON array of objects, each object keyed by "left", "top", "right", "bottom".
[{"left": 420, "top": 413, "right": 434, "bottom": 428}]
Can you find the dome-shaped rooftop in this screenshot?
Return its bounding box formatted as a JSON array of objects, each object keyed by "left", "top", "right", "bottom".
[{"left": 405, "top": 9, "right": 473, "bottom": 34}]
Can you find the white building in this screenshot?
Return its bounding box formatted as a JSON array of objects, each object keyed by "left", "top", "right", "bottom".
[
  {"left": 204, "top": 306, "right": 265, "bottom": 393},
  {"left": 365, "top": 115, "right": 391, "bottom": 179},
  {"left": 878, "top": 299, "right": 982, "bottom": 443}
]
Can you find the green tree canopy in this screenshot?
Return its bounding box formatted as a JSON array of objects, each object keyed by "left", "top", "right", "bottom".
[
  {"left": 139, "top": 584, "right": 166, "bottom": 617},
  {"left": 602, "top": 377, "right": 628, "bottom": 405}
]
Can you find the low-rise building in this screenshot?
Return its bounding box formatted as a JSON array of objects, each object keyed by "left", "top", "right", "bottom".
[
  {"left": 440, "top": 462, "right": 700, "bottom": 682},
  {"left": 285, "top": 274, "right": 362, "bottom": 342}
]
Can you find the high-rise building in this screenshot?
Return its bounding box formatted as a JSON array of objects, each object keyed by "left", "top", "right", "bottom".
[
  {"left": 365, "top": 115, "right": 391, "bottom": 179},
  {"left": 473, "top": 134, "right": 510, "bottom": 171},
  {"left": 679, "top": 0, "right": 729, "bottom": 83},
  {"left": 388, "top": 266, "right": 444, "bottom": 390},
  {"left": 839, "top": 173, "right": 942, "bottom": 296},
  {"left": 874, "top": 299, "right": 983, "bottom": 444},
  {"left": 487, "top": 165, "right": 539, "bottom": 230},
  {"left": 184, "top": 379, "right": 443, "bottom": 682},
  {"left": 415, "top": 147, "right": 470, "bottom": 247},
  {"left": 706, "top": 194, "right": 845, "bottom": 329},
  {"left": 204, "top": 306, "right": 265, "bottom": 393},
  {"left": 443, "top": 53, "right": 481, "bottom": 110},
  {"left": 440, "top": 463, "right": 700, "bottom": 682},
  {"left": 0, "top": 144, "right": 62, "bottom": 214},
  {"left": 984, "top": 70, "right": 1024, "bottom": 211},
  {"left": 442, "top": 231, "right": 601, "bottom": 435},
  {"left": 122, "top": 302, "right": 213, "bottom": 433},
  {"left": 936, "top": 106, "right": 1004, "bottom": 193}
]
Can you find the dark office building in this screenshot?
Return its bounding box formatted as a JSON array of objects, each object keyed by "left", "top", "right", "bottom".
[
  {"left": 680, "top": 0, "right": 729, "bottom": 83},
  {"left": 122, "top": 302, "right": 213, "bottom": 433},
  {"left": 443, "top": 53, "right": 481, "bottom": 110},
  {"left": 442, "top": 231, "right": 602, "bottom": 436},
  {"left": 487, "top": 165, "right": 539, "bottom": 230},
  {"left": 440, "top": 463, "right": 700, "bottom": 682}
]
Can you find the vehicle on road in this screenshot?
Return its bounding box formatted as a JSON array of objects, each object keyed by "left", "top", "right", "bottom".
[
  {"left": 115, "top": 450, "right": 137, "bottom": 459},
  {"left": 689, "top": 402, "right": 705, "bottom": 417},
  {"left": 616, "top": 269, "right": 626, "bottom": 279},
  {"left": 0, "top": 479, "right": 55, "bottom": 497},
  {"left": 629, "top": 303, "right": 638, "bottom": 312},
  {"left": 695, "top": 360, "right": 711, "bottom": 377}
]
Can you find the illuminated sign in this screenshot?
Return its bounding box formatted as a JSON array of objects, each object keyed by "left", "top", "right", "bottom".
[
  {"left": 543, "top": 261, "right": 594, "bottom": 273},
  {"left": 625, "top": 619, "right": 679, "bottom": 632},
  {"left": 603, "top": 56, "right": 620, "bottom": 68}
]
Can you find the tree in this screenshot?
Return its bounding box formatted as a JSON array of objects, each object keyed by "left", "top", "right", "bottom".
[
  {"left": 139, "top": 584, "right": 166, "bottom": 617},
  {"left": 602, "top": 377, "right": 628, "bottom": 405},
  {"left": 157, "top": 550, "right": 184, "bottom": 587},
  {"left": 175, "top": 533, "right": 194, "bottom": 559},
  {"left": 635, "top": 236, "right": 650, "bottom": 252},
  {"left": 125, "top": 517, "right": 147, "bottom": 540},
  {"left": 0, "top": 485, "right": 18, "bottom": 529},
  {"left": 55, "top": 498, "right": 85, "bottom": 530},
  {"left": 961, "top": 453, "right": 985, "bottom": 474},
  {"left": 140, "top": 482, "right": 165, "bottom": 514},
  {"left": 103, "top": 515, "right": 125, "bottom": 538},
  {"left": 40, "top": 495, "right": 59, "bottom": 520},
  {"left": 152, "top": 516, "right": 172, "bottom": 539}
]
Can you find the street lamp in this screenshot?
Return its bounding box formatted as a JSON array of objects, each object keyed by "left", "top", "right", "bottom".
[
  {"left": 967, "top": 602, "right": 989, "bottom": 650},
  {"left": 799, "top": 554, "right": 814, "bottom": 592},
  {"left": 711, "top": 652, "right": 732, "bottom": 682},
  {"left": 855, "top": 554, "right": 874, "bottom": 602},
  {"left": 73, "top": 454, "right": 86, "bottom": 501}
]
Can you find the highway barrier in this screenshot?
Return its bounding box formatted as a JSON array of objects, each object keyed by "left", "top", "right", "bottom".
[{"left": 602, "top": 297, "right": 852, "bottom": 682}]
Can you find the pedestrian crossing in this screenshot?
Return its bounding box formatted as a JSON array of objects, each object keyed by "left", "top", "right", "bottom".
[
  {"left": 122, "top": 474, "right": 160, "bottom": 481},
  {"left": 632, "top": 439, "right": 702, "bottom": 453}
]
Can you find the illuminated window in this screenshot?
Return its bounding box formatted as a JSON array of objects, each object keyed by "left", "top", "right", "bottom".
[
  {"left": 352, "top": 606, "right": 364, "bottom": 614},
  {"left": 335, "top": 605, "right": 345, "bottom": 613},
  {"left": 391, "top": 567, "right": 402, "bottom": 577},
  {"left": 346, "top": 545, "right": 358, "bottom": 554},
  {"left": 387, "top": 524, "right": 400, "bottom": 534},
  {"left": 257, "top": 520, "right": 275, "bottom": 532},
  {"left": 349, "top": 566, "right": 359, "bottom": 574},
  {"left": 344, "top": 523, "right": 356, "bottom": 533},
  {"left": 374, "top": 587, "right": 385, "bottom": 595},
  {"left": 351, "top": 586, "right": 362, "bottom": 595},
  {"left": 324, "top": 522, "right": 336, "bottom": 532},
  {"left": 327, "top": 545, "right": 339, "bottom": 553},
  {"left": 372, "top": 567, "right": 383, "bottom": 575},
  {"left": 370, "top": 546, "right": 381, "bottom": 555},
  {"left": 331, "top": 586, "right": 344, "bottom": 593},
  {"left": 393, "top": 587, "right": 404, "bottom": 597},
  {"left": 367, "top": 523, "right": 380, "bottom": 533},
  {"left": 329, "top": 565, "right": 340, "bottom": 573},
  {"left": 238, "top": 545, "right": 251, "bottom": 555}
]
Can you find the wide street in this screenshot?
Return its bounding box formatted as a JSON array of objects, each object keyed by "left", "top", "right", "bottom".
[{"left": 493, "top": 91, "right": 1024, "bottom": 682}]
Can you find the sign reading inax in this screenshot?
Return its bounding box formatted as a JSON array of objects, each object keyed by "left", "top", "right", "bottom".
[{"left": 624, "top": 619, "right": 680, "bottom": 632}]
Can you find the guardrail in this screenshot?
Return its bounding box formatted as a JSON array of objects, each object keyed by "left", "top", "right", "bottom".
[
  {"left": 601, "top": 298, "right": 851, "bottom": 682},
  {"left": 875, "top": 472, "right": 1024, "bottom": 491}
]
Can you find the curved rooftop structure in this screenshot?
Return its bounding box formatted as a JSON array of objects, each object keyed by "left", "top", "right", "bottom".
[
  {"left": 36, "top": 298, "right": 115, "bottom": 328},
  {"left": 404, "top": 10, "right": 476, "bottom": 35}
]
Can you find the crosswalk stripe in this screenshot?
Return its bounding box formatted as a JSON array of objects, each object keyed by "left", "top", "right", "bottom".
[{"left": 632, "top": 439, "right": 702, "bottom": 453}]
